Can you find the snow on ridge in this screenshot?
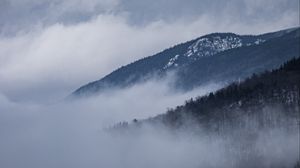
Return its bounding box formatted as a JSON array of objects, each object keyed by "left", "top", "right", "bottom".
[
  {"left": 254, "top": 39, "right": 265, "bottom": 45},
  {"left": 246, "top": 38, "right": 265, "bottom": 46},
  {"left": 162, "top": 35, "right": 267, "bottom": 70},
  {"left": 184, "top": 35, "right": 243, "bottom": 58}
]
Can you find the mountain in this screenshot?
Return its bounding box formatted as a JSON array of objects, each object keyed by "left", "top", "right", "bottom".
[{"left": 72, "top": 27, "right": 300, "bottom": 96}]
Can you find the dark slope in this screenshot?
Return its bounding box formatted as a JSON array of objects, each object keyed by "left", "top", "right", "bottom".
[
  {"left": 138, "top": 57, "right": 300, "bottom": 132},
  {"left": 73, "top": 27, "right": 300, "bottom": 96},
  {"left": 114, "top": 58, "right": 300, "bottom": 168},
  {"left": 176, "top": 29, "right": 300, "bottom": 89}
]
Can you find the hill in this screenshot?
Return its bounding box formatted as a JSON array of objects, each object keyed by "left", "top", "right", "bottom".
[{"left": 72, "top": 27, "right": 300, "bottom": 96}]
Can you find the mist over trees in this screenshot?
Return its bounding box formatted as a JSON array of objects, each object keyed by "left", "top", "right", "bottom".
[
  {"left": 112, "top": 57, "right": 300, "bottom": 168},
  {"left": 159, "top": 57, "right": 300, "bottom": 129}
]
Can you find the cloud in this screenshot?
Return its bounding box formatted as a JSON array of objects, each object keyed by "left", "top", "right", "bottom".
[
  {"left": 0, "top": 11, "right": 298, "bottom": 103},
  {"left": 0, "top": 80, "right": 221, "bottom": 168},
  {"left": 0, "top": 0, "right": 119, "bottom": 35},
  {"left": 1, "top": 0, "right": 299, "bottom": 36},
  {"left": 0, "top": 84, "right": 298, "bottom": 168}
]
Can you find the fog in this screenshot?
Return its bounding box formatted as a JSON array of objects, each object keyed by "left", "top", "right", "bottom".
[
  {"left": 0, "top": 77, "right": 299, "bottom": 168},
  {"left": 0, "top": 79, "right": 219, "bottom": 168}
]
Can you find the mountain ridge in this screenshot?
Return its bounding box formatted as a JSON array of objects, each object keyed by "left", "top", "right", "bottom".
[{"left": 72, "top": 27, "right": 300, "bottom": 97}]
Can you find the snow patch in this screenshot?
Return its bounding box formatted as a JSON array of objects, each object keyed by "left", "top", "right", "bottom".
[
  {"left": 254, "top": 39, "right": 265, "bottom": 45},
  {"left": 184, "top": 36, "right": 243, "bottom": 59},
  {"left": 163, "top": 54, "right": 180, "bottom": 69}
]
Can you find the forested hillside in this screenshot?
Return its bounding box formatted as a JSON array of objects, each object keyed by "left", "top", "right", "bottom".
[
  {"left": 112, "top": 57, "right": 300, "bottom": 168},
  {"left": 155, "top": 57, "right": 300, "bottom": 131}
]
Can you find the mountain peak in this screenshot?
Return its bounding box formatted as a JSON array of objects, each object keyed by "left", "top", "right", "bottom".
[
  {"left": 184, "top": 34, "right": 243, "bottom": 58},
  {"left": 72, "top": 27, "right": 300, "bottom": 97}
]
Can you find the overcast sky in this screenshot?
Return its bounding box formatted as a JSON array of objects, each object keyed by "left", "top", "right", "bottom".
[
  {"left": 0, "top": 0, "right": 299, "bottom": 102},
  {"left": 0, "top": 0, "right": 299, "bottom": 35}
]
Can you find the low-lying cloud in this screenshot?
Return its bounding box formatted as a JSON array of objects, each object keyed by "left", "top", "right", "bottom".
[
  {"left": 0, "top": 78, "right": 224, "bottom": 168},
  {"left": 0, "top": 80, "right": 298, "bottom": 168}
]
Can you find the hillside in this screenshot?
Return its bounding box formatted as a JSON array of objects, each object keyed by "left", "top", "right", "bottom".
[
  {"left": 72, "top": 27, "right": 300, "bottom": 96},
  {"left": 151, "top": 57, "right": 300, "bottom": 130},
  {"left": 112, "top": 57, "right": 300, "bottom": 168},
  {"left": 114, "top": 57, "right": 300, "bottom": 130}
]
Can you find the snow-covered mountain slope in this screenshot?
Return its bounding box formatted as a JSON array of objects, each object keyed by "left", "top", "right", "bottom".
[
  {"left": 162, "top": 33, "right": 266, "bottom": 70},
  {"left": 72, "top": 27, "right": 300, "bottom": 97}
]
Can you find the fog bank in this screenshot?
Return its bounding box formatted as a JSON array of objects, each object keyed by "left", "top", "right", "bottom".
[{"left": 0, "top": 79, "right": 299, "bottom": 168}]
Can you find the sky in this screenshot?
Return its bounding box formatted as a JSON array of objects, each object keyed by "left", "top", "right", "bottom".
[{"left": 0, "top": 0, "right": 299, "bottom": 102}]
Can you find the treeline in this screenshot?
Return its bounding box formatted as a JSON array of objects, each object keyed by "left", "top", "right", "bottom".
[
  {"left": 110, "top": 57, "right": 300, "bottom": 168},
  {"left": 154, "top": 57, "right": 300, "bottom": 132},
  {"left": 112, "top": 57, "right": 300, "bottom": 133}
]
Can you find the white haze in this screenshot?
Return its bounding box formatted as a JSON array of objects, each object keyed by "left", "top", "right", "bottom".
[
  {"left": 0, "top": 78, "right": 299, "bottom": 168},
  {"left": 0, "top": 79, "right": 219, "bottom": 168}
]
